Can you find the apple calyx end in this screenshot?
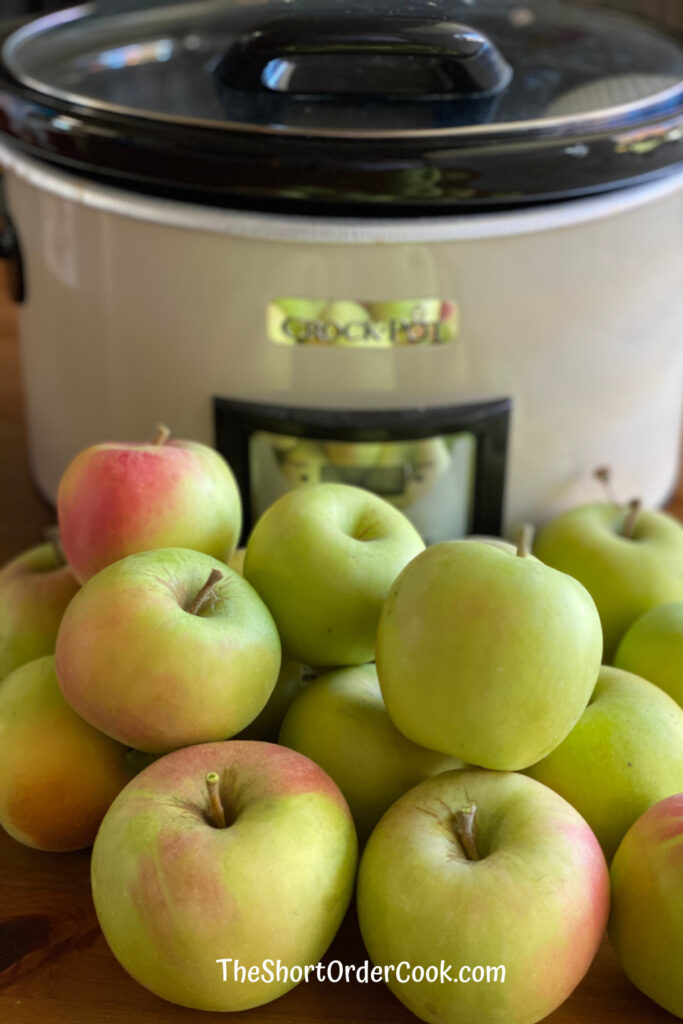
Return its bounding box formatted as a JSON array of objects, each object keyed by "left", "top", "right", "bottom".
[
  {"left": 185, "top": 569, "right": 224, "bottom": 616},
  {"left": 205, "top": 771, "right": 228, "bottom": 829},
  {"left": 151, "top": 423, "right": 171, "bottom": 446},
  {"left": 621, "top": 499, "right": 642, "bottom": 540},
  {"left": 516, "top": 524, "right": 535, "bottom": 559},
  {"left": 452, "top": 804, "right": 480, "bottom": 862}
]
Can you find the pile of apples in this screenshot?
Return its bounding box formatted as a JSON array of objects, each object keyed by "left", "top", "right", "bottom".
[{"left": 1, "top": 429, "right": 682, "bottom": 1024}]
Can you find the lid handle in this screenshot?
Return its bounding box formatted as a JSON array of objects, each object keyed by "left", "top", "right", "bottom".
[{"left": 215, "top": 14, "right": 513, "bottom": 101}]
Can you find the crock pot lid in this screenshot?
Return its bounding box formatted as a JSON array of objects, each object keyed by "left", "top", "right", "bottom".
[{"left": 4, "top": 0, "right": 683, "bottom": 138}]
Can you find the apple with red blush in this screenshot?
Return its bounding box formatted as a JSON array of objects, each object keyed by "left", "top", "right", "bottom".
[
  {"left": 91, "top": 741, "right": 357, "bottom": 1011},
  {"left": 56, "top": 548, "right": 281, "bottom": 753},
  {"left": 58, "top": 426, "right": 242, "bottom": 583},
  {"left": 609, "top": 793, "right": 683, "bottom": 1018},
  {"left": 0, "top": 656, "right": 133, "bottom": 851},
  {"left": 0, "top": 538, "right": 79, "bottom": 680},
  {"left": 357, "top": 770, "right": 610, "bottom": 1024}
]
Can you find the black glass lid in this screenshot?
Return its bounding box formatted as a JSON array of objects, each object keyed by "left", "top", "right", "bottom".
[{"left": 0, "top": 0, "right": 682, "bottom": 212}]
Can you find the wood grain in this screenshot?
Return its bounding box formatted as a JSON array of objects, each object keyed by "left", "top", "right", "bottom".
[{"left": 0, "top": 261, "right": 680, "bottom": 1023}]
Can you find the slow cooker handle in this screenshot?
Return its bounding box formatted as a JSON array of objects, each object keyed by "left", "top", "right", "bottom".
[{"left": 215, "top": 15, "right": 513, "bottom": 100}]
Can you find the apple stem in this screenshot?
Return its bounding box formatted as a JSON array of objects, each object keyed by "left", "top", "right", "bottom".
[
  {"left": 205, "top": 772, "right": 227, "bottom": 829},
  {"left": 594, "top": 465, "right": 619, "bottom": 505},
  {"left": 186, "top": 570, "right": 224, "bottom": 616},
  {"left": 151, "top": 424, "right": 171, "bottom": 446},
  {"left": 44, "top": 525, "right": 66, "bottom": 567},
  {"left": 516, "top": 524, "right": 535, "bottom": 559},
  {"left": 621, "top": 499, "right": 642, "bottom": 539},
  {"left": 452, "top": 804, "right": 480, "bottom": 862}
]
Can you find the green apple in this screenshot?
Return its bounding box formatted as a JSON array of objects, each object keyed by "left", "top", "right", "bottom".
[
  {"left": 279, "top": 664, "right": 463, "bottom": 843},
  {"left": 267, "top": 434, "right": 300, "bottom": 456},
  {"left": 467, "top": 535, "right": 518, "bottom": 554},
  {"left": 277, "top": 441, "right": 328, "bottom": 487},
  {"left": 236, "top": 657, "right": 314, "bottom": 742},
  {"left": 57, "top": 426, "right": 242, "bottom": 584},
  {"left": 526, "top": 666, "right": 683, "bottom": 861},
  {"left": 371, "top": 438, "right": 453, "bottom": 510},
  {"left": 614, "top": 602, "right": 683, "bottom": 706},
  {"left": 376, "top": 539, "right": 602, "bottom": 770},
  {"left": 367, "top": 301, "right": 444, "bottom": 345},
  {"left": 324, "top": 441, "right": 384, "bottom": 469},
  {"left": 323, "top": 299, "right": 370, "bottom": 321},
  {"left": 0, "top": 656, "right": 133, "bottom": 851},
  {"left": 244, "top": 483, "right": 425, "bottom": 667},
  {"left": 315, "top": 301, "right": 393, "bottom": 349},
  {"left": 0, "top": 541, "right": 79, "bottom": 680},
  {"left": 357, "top": 770, "right": 610, "bottom": 1024},
  {"left": 267, "top": 299, "right": 327, "bottom": 345},
  {"left": 534, "top": 502, "right": 683, "bottom": 661},
  {"left": 367, "top": 300, "right": 443, "bottom": 345},
  {"left": 91, "top": 741, "right": 357, "bottom": 1011},
  {"left": 55, "top": 548, "right": 281, "bottom": 753},
  {"left": 403, "top": 438, "right": 452, "bottom": 505},
  {"left": 235, "top": 548, "right": 349, "bottom": 766},
  {"left": 266, "top": 301, "right": 296, "bottom": 345},
  {"left": 276, "top": 297, "right": 327, "bottom": 319},
  {"left": 609, "top": 793, "right": 683, "bottom": 1018},
  {"left": 365, "top": 442, "right": 412, "bottom": 507},
  {"left": 368, "top": 299, "right": 442, "bottom": 323}
]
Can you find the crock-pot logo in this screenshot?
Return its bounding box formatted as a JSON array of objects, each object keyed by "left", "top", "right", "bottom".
[{"left": 267, "top": 298, "right": 458, "bottom": 347}]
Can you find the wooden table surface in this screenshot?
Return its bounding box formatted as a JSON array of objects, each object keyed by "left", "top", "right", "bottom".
[{"left": 0, "top": 262, "right": 681, "bottom": 1023}]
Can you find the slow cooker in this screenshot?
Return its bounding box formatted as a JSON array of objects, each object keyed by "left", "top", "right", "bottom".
[{"left": 0, "top": 0, "right": 682, "bottom": 543}]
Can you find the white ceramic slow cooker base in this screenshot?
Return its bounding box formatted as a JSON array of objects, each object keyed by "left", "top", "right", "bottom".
[{"left": 2, "top": 142, "right": 682, "bottom": 531}]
